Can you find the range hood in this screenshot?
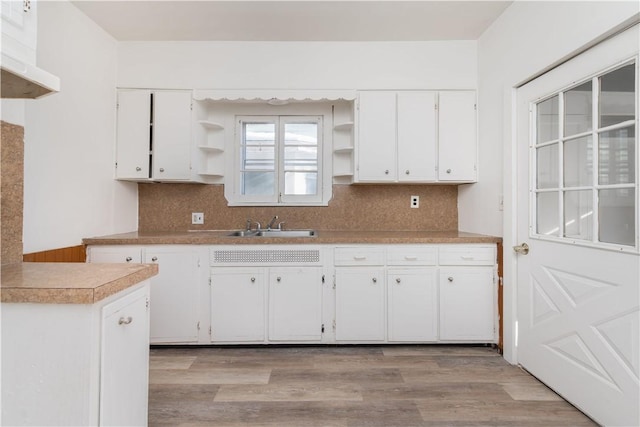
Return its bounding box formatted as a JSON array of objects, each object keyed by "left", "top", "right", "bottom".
[{"left": 1, "top": 53, "right": 59, "bottom": 99}]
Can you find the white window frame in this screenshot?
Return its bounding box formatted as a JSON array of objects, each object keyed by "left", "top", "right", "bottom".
[
  {"left": 229, "top": 113, "right": 330, "bottom": 206},
  {"left": 530, "top": 57, "right": 638, "bottom": 252}
]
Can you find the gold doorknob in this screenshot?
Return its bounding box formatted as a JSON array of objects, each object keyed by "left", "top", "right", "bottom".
[{"left": 513, "top": 243, "right": 529, "bottom": 255}]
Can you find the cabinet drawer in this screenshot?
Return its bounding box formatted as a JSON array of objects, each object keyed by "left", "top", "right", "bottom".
[
  {"left": 387, "top": 246, "right": 437, "bottom": 266},
  {"left": 334, "top": 247, "right": 385, "bottom": 266},
  {"left": 439, "top": 246, "right": 495, "bottom": 266}
]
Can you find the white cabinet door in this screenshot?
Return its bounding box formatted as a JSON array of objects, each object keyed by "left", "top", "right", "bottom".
[
  {"left": 387, "top": 268, "right": 438, "bottom": 342},
  {"left": 152, "top": 91, "right": 192, "bottom": 180},
  {"left": 269, "top": 267, "right": 322, "bottom": 341},
  {"left": 145, "top": 248, "right": 200, "bottom": 343},
  {"left": 439, "top": 267, "right": 494, "bottom": 340},
  {"left": 211, "top": 269, "right": 265, "bottom": 342},
  {"left": 438, "top": 91, "right": 477, "bottom": 182},
  {"left": 116, "top": 90, "right": 152, "bottom": 180},
  {"left": 88, "top": 246, "right": 142, "bottom": 264},
  {"left": 397, "top": 92, "right": 437, "bottom": 182},
  {"left": 335, "top": 268, "right": 385, "bottom": 341},
  {"left": 357, "top": 91, "right": 397, "bottom": 182},
  {"left": 1, "top": 0, "right": 37, "bottom": 64},
  {"left": 100, "top": 286, "right": 150, "bottom": 427}
]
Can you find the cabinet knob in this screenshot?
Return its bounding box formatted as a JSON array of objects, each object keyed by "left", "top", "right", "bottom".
[
  {"left": 405, "top": 170, "right": 410, "bottom": 175},
  {"left": 446, "top": 169, "right": 452, "bottom": 174},
  {"left": 136, "top": 166, "right": 141, "bottom": 172},
  {"left": 372, "top": 277, "right": 377, "bottom": 283},
  {"left": 396, "top": 278, "right": 401, "bottom": 284},
  {"left": 276, "top": 276, "right": 281, "bottom": 282},
  {"left": 384, "top": 170, "right": 389, "bottom": 175},
  {"left": 118, "top": 316, "right": 133, "bottom": 325},
  {"left": 159, "top": 168, "right": 165, "bottom": 173},
  {"left": 151, "top": 256, "right": 158, "bottom": 262},
  {"left": 448, "top": 277, "right": 454, "bottom": 282},
  {"left": 125, "top": 256, "right": 132, "bottom": 262},
  {"left": 251, "top": 277, "right": 256, "bottom": 283}
]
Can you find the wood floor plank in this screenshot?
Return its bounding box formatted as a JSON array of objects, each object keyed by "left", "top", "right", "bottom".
[
  {"left": 383, "top": 345, "right": 498, "bottom": 357},
  {"left": 214, "top": 384, "right": 364, "bottom": 402},
  {"left": 268, "top": 367, "right": 404, "bottom": 385},
  {"left": 150, "top": 355, "right": 197, "bottom": 370},
  {"left": 149, "top": 368, "right": 271, "bottom": 385},
  {"left": 500, "top": 382, "right": 564, "bottom": 401}
]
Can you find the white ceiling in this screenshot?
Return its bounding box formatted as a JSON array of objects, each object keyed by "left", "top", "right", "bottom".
[{"left": 71, "top": 1, "right": 512, "bottom": 42}]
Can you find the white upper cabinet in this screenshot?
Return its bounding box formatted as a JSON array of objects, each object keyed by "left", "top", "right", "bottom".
[
  {"left": 115, "top": 89, "right": 201, "bottom": 182},
  {"left": 355, "top": 90, "right": 477, "bottom": 184},
  {"left": 438, "top": 91, "right": 477, "bottom": 181}
]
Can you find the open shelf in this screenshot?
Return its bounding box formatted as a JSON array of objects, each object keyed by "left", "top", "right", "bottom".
[
  {"left": 333, "top": 171, "right": 354, "bottom": 178},
  {"left": 198, "top": 145, "right": 224, "bottom": 153},
  {"left": 198, "top": 120, "right": 224, "bottom": 130},
  {"left": 333, "top": 122, "right": 354, "bottom": 131},
  {"left": 198, "top": 172, "right": 224, "bottom": 177},
  {"left": 333, "top": 146, "right": 354, "bottom": 154}
]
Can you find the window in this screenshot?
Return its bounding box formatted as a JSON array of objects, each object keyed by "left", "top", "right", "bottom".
[
  {"left": 533, "top": 60, "right": 637, "bottom": 249},
  {"left": 235, "top": 115, "right": 324, "bottom": 205}
]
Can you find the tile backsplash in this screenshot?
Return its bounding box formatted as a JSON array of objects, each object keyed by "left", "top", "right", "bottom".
[
  {"left": 139, "top": 183, "right": 457, "bottom": 232},
  {"left": 1, "top": 121, "right": 24, "bottom": 264}
]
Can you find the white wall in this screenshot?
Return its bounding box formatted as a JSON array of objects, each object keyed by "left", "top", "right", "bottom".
[
  {"left": 22, "top": 0, "right": 138, "bottom": 253},
  {"left": 117, "top": 40, "right": 477, "bottom": 90},
  {"left": 473, "top": 1, "right": 639, "bottom": 362}
]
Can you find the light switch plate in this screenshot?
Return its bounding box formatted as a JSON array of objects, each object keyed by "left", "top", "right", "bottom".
[{"left": 192, "top": 212, "right": 204, "bottom": 224}]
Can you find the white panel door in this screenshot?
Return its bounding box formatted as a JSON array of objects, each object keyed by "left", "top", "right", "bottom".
[
  {"left": 515, "top": 25, "right": 639, "bottom": 427},
  {"left": 357, "top": 91, "right": 397, "bottom": 182},
  {"left": 335, "top": 268, "right": 385, "bottom": 341},
  {"left": 438, "top": 91, "right": 477, "bottom": 181},
  {"left": 211, "top": 269, "right": 265, "bottom": 342},
  {"left": 268, "top": 267, "right": 322, "bottom": 341},
  {"left": 387, "top": 268, "right": 438, "bottom": 342},
  {"left": 153, "top": 91, "right": 192, "bottom": 180},
  {"left": 397, "top": 92, "right": 437, "bottom": 182},
  {"left": 145, "top": 248, "right": 199, "bottom": 343},
  {"left": 116, "top": 90, "right": 151, "bottom": 180}
]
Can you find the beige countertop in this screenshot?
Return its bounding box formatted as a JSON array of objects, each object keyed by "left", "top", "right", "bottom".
[
  {"left": 83, "top": 230, "right": 502, "bottom": 245},
  {"left": 1, "top": 262, "right": 159, "bottom": 304}
]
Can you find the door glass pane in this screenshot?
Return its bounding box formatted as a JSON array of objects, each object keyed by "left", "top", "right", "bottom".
[
  {"left": 564, "top": 136, "right": 593, "bottom": 187},
  {"left": 284, "top": 172, "right": 317, "bottom": 195},
  {"left": 564, "top": 190, "right": 593, "bottom": 241},
  {"left": 599, "top": 125, "right": 635, "bottom": 185},
  {"left": 564, "top": 81, "right": 592, "bottom": 137},
  {"left": 241, "top": 172, "right": 275, "bottom": 196},
  {"left": 599, "top": 188, "right": 635, "bottom": 246},
  {"left": 284, "top": 123, "right": 318, "bottom": 146},
  {"left": 537, "top": 192, "right": 559, "bottom": 236},
  {"left": 599, "top": 63, "right": 635, "bottom": 128},
  {"left": 537, "top": 95, "right": 559, "bottom": 143},
  {"left": 537, "top": 143, "right": 559, "bottom": 189}
]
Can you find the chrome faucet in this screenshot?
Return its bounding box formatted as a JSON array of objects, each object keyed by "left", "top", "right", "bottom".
[
  {"left": 246, "top": 219, "right": 261, "bottom": 231},
  {"left": 267, "top": 215, "right": 279, "bottom": 230}
]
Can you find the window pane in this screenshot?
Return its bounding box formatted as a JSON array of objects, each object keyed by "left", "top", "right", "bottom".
[
  {"left": 537, "top": 143, "right": 559, "bottom": 189},
  {"left": 564, "top": 190, "right": 593, "bottom": 241},
  {"left": 284, "top": 123, "right": 318, "bottom": 146},
  {"left": 564, "top": 136, "right": 593, "bottom": 187},
  {"left": 241, "top": 171, "right": 274, "bottom": 196},
  {"left": 284, "top": 146, "right": 318, "bottom": 171},
  {"left": 284, "top": 172, "right": 317, "bottom": 196},
  {"left": 537, "top": 192, "right": 559, "bottom": 236},
  {"left": 244, "top": 123, "right": 275, "bottom": 144},
  {"left": 564, "top": 81, "right": 592, "bottom": 137},
  {"left": 242, "top": 145, "right": 275, "bottom": 171},
  {"left": 537, "top": 96, "right": 559, "bottom": 143},
  {"left": 599, "top": 188, "right": 635, "bottom": 246},
  {"left": 599, "top": 64, "right": 636, "bottom": 128},
  {"left": 599, "top": 125, "right": 635, "bottom": 185}
]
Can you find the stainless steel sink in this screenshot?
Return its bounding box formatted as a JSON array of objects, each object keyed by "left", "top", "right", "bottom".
[{"left": 227, "top": 229, "right": 316, "bottom": 238}]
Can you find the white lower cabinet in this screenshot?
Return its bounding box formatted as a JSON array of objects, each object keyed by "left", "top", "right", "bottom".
[
  {"left": 439, "top": 267, "right": 495, "bottom": 340},
  {"left": 335, "top": 268, "right": 386, "bottom": 341},
  {"left": 387, "top": 268, "right": 438, "bottom": 342},
  {"left": 210, "top": 269, "right": 266, "bottom": 342},
  {"left": 269, "top": 268, "right": 323, "bottom": 341},
  {"left": 87, "top": 245, "right": 203, "bottom": 344}
]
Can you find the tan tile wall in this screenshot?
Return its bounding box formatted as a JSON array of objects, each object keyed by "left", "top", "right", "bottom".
[
  {"left": 139, "top": 184, "right": 457, "bottom": 232},
  {"left": 1, "top": 121, "right": 24, "bottom": 265}
]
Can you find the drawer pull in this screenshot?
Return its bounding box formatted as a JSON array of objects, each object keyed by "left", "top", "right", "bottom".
[
  {"left": 404, "top": 256, "right": 418, "bottom": 261},
  {"left": 125, "top": 256, "right": 132, "bottom": 262},
  {"left": 118, "top": 316, "right": 133, "bottom": 325},
  {"left": 151, "top": 256, "right": 158, "bottom": 262},
  {"left": 276, "top": 276, "right": 281, "bottom": 282},
  {"left": 448, "top": 277, "right": 454, "bottom": 282},
  {"left": 135, "top": 166, "right": 141, "bottom": 172},
  {"left": 250, "top": 277, "right": 256, "bottom": 283},
  {"left": 396, "top": 278, "right": 401, "bottom": 284},
  {"left": 372, "top": 277, "right": 377, "bottom": 283}
]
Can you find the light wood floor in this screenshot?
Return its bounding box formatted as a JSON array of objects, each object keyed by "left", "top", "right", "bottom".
[{"left": 148, "top": 345, "right": 597, "bottom": 427}]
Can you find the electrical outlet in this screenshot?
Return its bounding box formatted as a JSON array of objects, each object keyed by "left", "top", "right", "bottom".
[
  {"left": 192, "top": 212, "right": 204, "bottom": 224},
  {"left": 410, "top": 195, "right": 419, "bottom": 209}
]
